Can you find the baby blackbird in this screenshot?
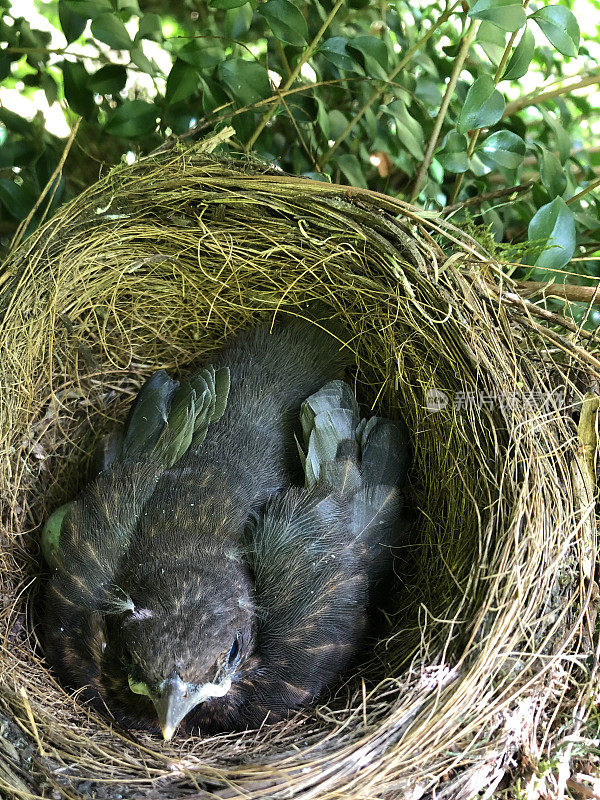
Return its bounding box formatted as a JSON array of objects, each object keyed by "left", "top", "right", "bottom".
[{"left": 43, "top": 317, "right": 409, "bottom": 738}]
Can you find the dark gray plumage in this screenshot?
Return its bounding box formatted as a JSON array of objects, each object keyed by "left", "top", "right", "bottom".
[{"left": 45, "top": 315, "right": 372, "bottom": 737}]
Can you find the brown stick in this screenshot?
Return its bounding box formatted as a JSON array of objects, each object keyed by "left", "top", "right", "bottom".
[
  {"left": 516, "top": 280, "right": 600, "bottom": 307},
  {"left": 443, "top": 181, "right": 534, "bottom": 215},
  {"left": 503, "top": 73, "right": 600, "bottom": 117}
]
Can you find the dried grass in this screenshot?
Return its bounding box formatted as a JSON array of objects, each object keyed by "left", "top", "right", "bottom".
[{"left": 0, "top": 137, "right": 597, "bottom": 799}]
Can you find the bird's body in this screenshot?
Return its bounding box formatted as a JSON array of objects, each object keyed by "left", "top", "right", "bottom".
[{"left": 43, "top": 316, "right": 409, "bottom": 736}]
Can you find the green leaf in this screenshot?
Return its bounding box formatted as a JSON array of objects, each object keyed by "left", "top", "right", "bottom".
[
  {"left": 115, "top": 0, "right": 139, "bottom": 13},
  {"left": 528, "top": 197, "right": 575, "bottom": 268},
  {"left": 225, "top": 3, "right": 253, "bottom": 37},
  {"left": 219, "top": 59, "right": 271, "bottom": 106},
  {"left": 288, "top": 94, "right": 318, "bottom": 124},
  {"left": 175, "top": 41, "right": 223, "bottom": 70},
  {"left": 87, "top": 64, "right": 127, "bottom": 94},
  {"left": 539, "top": 108, "right": 571, "bottom": 164},
  {"left": 457, "top": 76, "right": 505, "bottom": 134},
  {"left": 316, "top": 98, "right": 330, "bottom": 139},
  {"left": 199, "top": 76, "right": 230, "bottom": 115},
  {"left": 104, "top": 99, "right": 157, "bottom": 138},
  {"left": 531, "top": 6, "right": 580, "bottom": 57},
  {"left": 0, "top": 53, "right": 10, "bottom": 82},
  {"left": 414, "top": 79, "right": 442, "bottom": 109},
  {"left": 165, "top": 59, "right": 199, "bottom": 105},
  {"left": 91, "top": 12, "right": 131, "bottom": 50},
  {"left": 476, "top": 21, "right": 507, "bottom": 66},
  {"left": 436, "top": 131, "right": 469, "bottom": 173},
  {"left": 387, "top": 100, "right": 424, "bottom": 160},
  {"left": 64, "top": 0, "right": 113, "bottom": 17},
  {"left": 130, "top": 45, "right": 155, "bottom": 73},
  {"left": 319, "top": 37, "right": 361, "bottom": 72},
  {"left": 210, "top": 0, "right": 248, "bottom": 8},
  {"left": 62, "top": 61, "right": 95, "bottom": 118},
  {"left": 469, "top": 0, "right": 526, "bottom": 32},
  {"left": 479, "top": 130, "right": 525, "bottom": 169},
  {"left": 502, "top": 28, "right": 534, "bottom": 80},
  {"left": 0, "top": 108, "right": 33, "bottom": 137},
  {"left": 0, "top": 178, "right": 36, "bottom": 220},
  {"left": 41, "top": 73, "right": 58, "bottom": 105},
  {"left": 58, "top": 0, "right": 87, "bottom": 43},
  {"left": 327, "top": 109, "right": 349, "bottom": 140},
  {"left": 258, "top": 0, "right": 308, "bottom": 47},
  {"left": 537, "top": 145, "right": 567, "bottom": 198},
  {"left": 335, "top": 153, "right": 367, "bottom": 189},
  {"left": 136, "top": 13, "right": 162, "bottom": 42},
  {"left": 347, "top": 35, "right": 389, "bottom": 79}
]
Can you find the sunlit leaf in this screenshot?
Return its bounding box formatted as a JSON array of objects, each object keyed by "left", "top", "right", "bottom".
[
  {"left": 91, "top": 12, "right": 131, "bottom": 50},
  {"left": 537, "top": 145, "right": 567, "bottom": 198},
  {"left": 58, "top": 0, "right": 87, "bottom": 43},
  {"left": 136, "top": 13, "right": 162, "bottom": 42},
  {"left": 476, "top": 22, "right": 507, "bottom": 66},
  {"left": 528, "top": 197, "right": 575, "bottom": 268},
  {"left": 165, "top": 60, "right": 199, "bottom": 105},
  {"left": 436, "top": 131, "right": 469, "bottom": 172},
  {"left": 479, "top": 130, "right": 525, "bottom": 169},
  {"left": 469, "top": 0, "right": 526, "bottom": 32},
  {"left": 531, "top": 6, "right": 580, "bottom": 57},
  {"left": 176, "top": 41, "right": 223, "bottom": 70},
  {"left": 457, "top": 76, "right": 505, "bottom": 133},
  {"left": 501, "top": 28, "right": 534, "bottom": 80},
  {"left": 259, "top": 0, "right": 308, "bottom": 46}
]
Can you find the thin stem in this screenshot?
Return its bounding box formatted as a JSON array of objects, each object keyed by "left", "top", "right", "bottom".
[
  {"left": 503, "top": 72, "right": 600, "bottom": 117},
  {"left": 245, "top": 0, "right": 346, "bottom": 152},
  {"left": 516, "top": 280, "right": 600, "bottom": 307},
  {"left": 410, "top": 20, "right": 479, "bottom": 204},
  {"left": 567, "top": 176, "right": 600, "bottom": 206},
  {"left": 319, "top": 0, "right": 463, "bottom": 170},
  {"left": 449, "top": 11, "right": 527, "bottom": 205},
  {"left": 443, "top": 180, "right": 534, "bottom": 214},
  {"left": 11, "top": 117, "right": 81, "bottom": 251}
]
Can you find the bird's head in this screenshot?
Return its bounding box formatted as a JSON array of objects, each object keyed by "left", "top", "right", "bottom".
[{"left": 105, "top": 564, "right": 254, "bottom": 740}]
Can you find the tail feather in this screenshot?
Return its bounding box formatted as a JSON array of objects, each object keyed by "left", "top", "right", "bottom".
[
  {"left": 300, "top": 381, "right": 360, "bottom": 491},
  {"left": 121, "top": 370, "right": 178, "bottom": 461},
  {"left": 299, "top": 380, "right": 410, "bottom": 575},
  {"left": 359, "top": 417, "right": 410, "bottom": 489}
]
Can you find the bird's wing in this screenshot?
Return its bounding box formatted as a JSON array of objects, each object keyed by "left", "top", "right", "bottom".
[
  {"left": 44, "top": 461, "right": 160, "bottom": 701},
  {"left": 299, "top": 380, "right": 361, "bottom": 492},
  {"left": 358, "top": 414, "right": 410, "bottom": 489},
  {"left": 241, "top": 487, "right": 368, "bottom": 723},
  {"left": 121, "top": 365, "right": 230, "bottom": 467},
  {"left": 41, "top": 366, "right": 230, "bottom": 568}
]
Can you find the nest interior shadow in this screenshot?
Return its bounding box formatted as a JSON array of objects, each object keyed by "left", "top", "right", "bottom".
[{"left": 0, "top": 144, "right": 593, "bottom": 800}]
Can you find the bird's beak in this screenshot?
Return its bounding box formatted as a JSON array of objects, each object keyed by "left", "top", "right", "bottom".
[{"left": 153, "top": 672, "right": 232, "bottom": 741}]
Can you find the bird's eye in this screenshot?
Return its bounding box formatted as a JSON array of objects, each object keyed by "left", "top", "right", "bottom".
[{"left": 228, "top": 635, "right": 241, "bottom": 667}]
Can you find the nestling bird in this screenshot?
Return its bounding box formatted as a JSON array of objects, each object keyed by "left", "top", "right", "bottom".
[{"left": 43, "top": 315, "right": 409, "bottom": 738}]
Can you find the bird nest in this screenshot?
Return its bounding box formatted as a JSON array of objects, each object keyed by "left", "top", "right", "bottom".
[{"left": 0, "top": 136, "right": 598, "bottom": 799}]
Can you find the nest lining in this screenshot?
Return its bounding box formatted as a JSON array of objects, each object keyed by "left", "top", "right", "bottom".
[{"left": 0, "top": 141, "right": 595, "bottom": 800}]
